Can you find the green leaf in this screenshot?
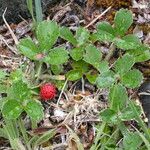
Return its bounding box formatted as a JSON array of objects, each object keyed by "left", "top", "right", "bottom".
[
  {"left": 100, "top": 109, "right": 118, "bottom": 124},
  {"left": 18, "top": 38, "right": 39, "bottom": 60},
  {"left": 0, "top": 128, "right": 8, "bottom": 139},
  {"left": 35, "top": 0, "right": 43, "bottom": 23},
  {"left": 97, "top": 21, "right": 115, "bottom": 35},
  {"left": 95, "top": 61, "right": 109, "bottom": 73},
  {"left": 114, "top": 9, "right": 133, "bottom": 36},
  {"left": 109, "top": 84, "right": 128, "bottom": 110},
  {"left": 86, "top": 72, "right": 98, "bottom": 84},
  {"left": 60, "top": 27, "right": 77, "bottom": 46},
  {"left": 91, "top": 31, "right": 115, "bottom": 42},
  {"left": 121, "top": 69, "right": 143, "bottom": 88},
  {"left": 2, "top": 99, "right": 23, "bottom": 119},
  {"left": 54, "top": 80, "right": 67, "bottom": 90},
  {"left": 0, "top": 70, "right": 7, "bottom": 80},
  {"left": 83, "top": 44, "right": 102, "bottom": 66},
  {"left": 33, "top": 129, "right": 56, "bottom": 148},
  {"left": 114, "top": 54, "right": 135, "bottom": 75},
  {"left": 26, "top": 0, "right": 35, "bottom": 22},
  {"left": 36, "top": 21, "right": 59, "bottom": 50},
  {"left": 114, "top": 35, "right": 141, "bottom": 50},
  {"left": 66, "top": 70, "right": 83, "bottom": 81},
  {"left": 8, "top": 80, "right": 31, "bottom": 101},
  {"left": 96, "top": 71, "right": 115, "bottom": 88},
  {"left": 134, "top": 50, "right": 150, "bottom": 62},
  {"left": 44, "top": 47, "right": 69, "bottom": 65},
  {"left": 122, "top": 34, "right": 141, "bottom": 44},
  {"left": 93, "top": 21, "right": 115, "bottom": 42},
  {"left": 10, "top": 69, "right": 23, "bottom": 81},
  {"left": 25, "top": 100, "right": 44, "bottom": 121},
  {"left": 70, "top": 47, "right": 84, "bottom": 61},
  {"left": 119, "top": 105, "right": 141, "bottom": 121},
  {"left": 51, "top": 65, "right": 63, "bottom": 75},
  {"left": 123, "top": 132, "right": 142, "bottom": 150},
  {"left": 0, "top": 85, "right": 7, "bottom": 93},
  {"left": 72, "top": 60, "right": 89, "bottom": 73},
  {"left": 76, "top": 27, "right": 90, "bottom": 46}
]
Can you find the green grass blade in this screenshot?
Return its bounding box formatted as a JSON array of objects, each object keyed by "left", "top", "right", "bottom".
[{"left": 34, "top": 0, "right": 43, "bottom": 23}]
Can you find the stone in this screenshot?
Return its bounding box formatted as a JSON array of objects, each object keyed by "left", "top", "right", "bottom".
[{"left": 0, "top": 0, "right": 58, "bottom": 25}]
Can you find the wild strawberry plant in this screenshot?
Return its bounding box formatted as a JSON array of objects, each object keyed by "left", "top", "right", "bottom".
[
  {"left": 0, "top": 70, "right": 55, "bottom": 150},
  {"left": 0, "top": 8, "right": 150, "bottom": 150}
]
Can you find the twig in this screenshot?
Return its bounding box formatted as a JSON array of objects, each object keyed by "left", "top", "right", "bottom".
[
  {"left": 81, "top": 77, "right": 85, "bottom": 94},
  {"left": 85, "top": 6, "right": 112, "bottom": 28},
  {"left": 0, "top": 35, "right": 18, "bottom": 54},
  {"left": 139, "top": 91, "right": 150, "bottom": 96},
  {"left": 2, "top": 8, "right": 19, "bottom": 45}
]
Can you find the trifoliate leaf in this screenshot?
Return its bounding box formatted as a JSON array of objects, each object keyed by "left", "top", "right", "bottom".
[
  {"left": 60, "top": 27, "right": 77, "bottom": 46},
  {"left": 96, "top": 71, "right": 115, "bottom": 88},
  {"left": 83, "top": 44, "right": 102, "bottom": 67},
  {"left": 76, "top": 27, "right": 90, "bottom": 46},
  {"left": 2, "top": 100, "right": 23, "bottom": 119},
  {"left": 18, "top": 38, "right": 40, "bottom": 60},
  {"left": 66, "top": 70, "right": 83, "bottom": 81},
  {"left": 114, "top": 9, "right": 133, "bottom": 36},
  {"left": 121, "top": 69, "right": 143, "bottom": 88},
  {"left": 36, "top": 21, "right": 59, "bottom": 51},
  {"left": 44, "top": 47, "right": 69, "bottom": 65},
  {"left": 25, "top": 100, "right": 44, "bottom": 121},
  {"left": 114, "top": 54, "right": 135, "bottom": 75},
  {"left": 109, "top": 84, "right": 128, "bottom": 110}
]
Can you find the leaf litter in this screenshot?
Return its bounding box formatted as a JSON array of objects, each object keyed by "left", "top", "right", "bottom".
[{"left": 0, "top": 0, "right": 150, "bottom": 149}]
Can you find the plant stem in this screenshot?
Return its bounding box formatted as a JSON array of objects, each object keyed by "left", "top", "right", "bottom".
[
  {"left": 129, "top": 101, "right": 150, "bottom": 141},
  {"left": 118, "top": 121, "right": 129, "bottom": 136},
  {"left": 31, "top": 119, "right": 37, "bottom": 129},
  {"left": 102, "top": 128, "right": 119, "bottom": 147},
  {"left": 90, "top": 122, "right": 106, "bottom": 150},
  {"left": 35, "top": 61, "right": 43, "bottom": 83},
  {"left": 18, "top": 118, "right": 32, "bottom": 150},
  {"left": 105, "top": 43, "right": 116, "bottom": 61}
]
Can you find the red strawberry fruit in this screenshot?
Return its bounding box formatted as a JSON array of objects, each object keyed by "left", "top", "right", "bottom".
[{"left": 40, "top": 83, "right": 56, "bottom": 101}]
